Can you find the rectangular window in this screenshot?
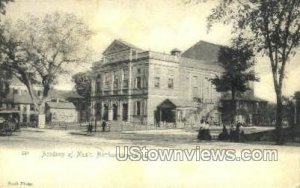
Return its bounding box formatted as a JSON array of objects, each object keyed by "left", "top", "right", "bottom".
[
  {"left": 154, "top": 77, "right": 160, "bottom": 88},
  {"left": 193, "top": 76, "right": 198, "bottom": 86},
  {"left": 142, "top": 76, "right": 147, "bottom": 89},
  {"left": 113, "top": 78, "right": 119, "bottom": 89},
  {"left": 113, "top": 71, "right": 119, "bottom": 89},
  {"left": 193, "top": 87, "right": 198, "bottom": 98},
  {"left": 168, "top": 78, "right": 174, "bottom": 89},
  {"left": 104, "top": 72, "right": 110, "bottom": 84},
  {"left": 123, "top": 69, "right": 129, "bottom": 88},
  {"left": 135, "top": 76, "right": 141, "bottom": 89},
  {"left": 136, "top": 101, "right": 141, "bottom": 116},
  {"left": 30, "top": 105, "right": 35, "bottom": 111}
]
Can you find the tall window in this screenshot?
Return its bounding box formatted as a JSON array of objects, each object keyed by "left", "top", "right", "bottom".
[
  {"left": 193, "top": 76, "right": 198, "bottom": 85},
  {"left": 168, "top": 78, "right": 174, "bottom": 89},
  {"left": 135, "top": 76, "right": 141, "bottom": 89},
  {"left": 135, "top": 101, "right": 141, "bottom": 116},
  {"left": 193, "top": 87, "right": 198, "bottom": 98},
  {"left": 96, "top": 75, "right": 101, "bottom": 93},
  {"left": 154, "top": 77, "right": 160, "bottom": 88},
  {"left": 113, "top": 71, "right": 119, "bottom": 89},
  {"left": 123, "top": 69, "right": 129, "bottom": 88},
  {"left": 104, "top": 72, "right": 110, "bottom": 85}
]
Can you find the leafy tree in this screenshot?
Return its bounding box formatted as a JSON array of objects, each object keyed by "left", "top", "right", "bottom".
[
  {"left": 0, "top": 0, "right": 13, "bottom": 106},
  {"left": 0, "top": 12, "right": 93, "bottom": 127},
  {"left": 294, "top": 91, "right": 300, "bottom": 99},
  {"left": 207, "top": 0, "right": 300, "bottom": 144},
  {"left": 210, "top": 38, "right": 258, "bottom": 122},
  {"left": 72, "top": 71, "right": 92, "bottom": 98}
]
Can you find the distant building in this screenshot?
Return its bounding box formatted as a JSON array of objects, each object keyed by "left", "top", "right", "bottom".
[
  {"left": 0, "top": 76, "right": 81, "bottom": 124},
  {"left": 45, "top": 99, "right": 77, "bottom": 123},
  {"left": 220, "top": 93, "right": 268, "bottom": 125},
  {"left": 0, "top": 77, "right": 42, "bottom": 123}
]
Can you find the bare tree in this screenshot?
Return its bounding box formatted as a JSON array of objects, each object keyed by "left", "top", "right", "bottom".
[
  {"left": 207, "top": 0, "right": 300, "bottom": 144},
  {"left": 0, "top": 12, "right": 93, "bottom": 127}
]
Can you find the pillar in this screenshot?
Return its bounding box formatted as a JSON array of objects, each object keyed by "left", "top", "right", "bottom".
[
  {"left": 118, "top": 100, "right": 122, "bottom": 121},
  {"left": 26, "top": 104, "right": 30, "bottom": 123},
  {"left": 19, "top": 104, "right": 23, "bottom": 122},
  {"left": 127, "top": 98, "right": 132, "bottom": 122},
  {"left": 108, "top": 104, "right": 113, "bottom": 121},
  {"left": 249, "top": 114, "right": 253, "bottom": 126}
]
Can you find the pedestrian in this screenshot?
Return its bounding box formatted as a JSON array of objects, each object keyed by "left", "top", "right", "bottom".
[
  {"left": 87, "top": 120, "right": 93, "bottom": 133},
  {"left": 13, "top": 116, "right": 20, "bottom": 131},
  {"left": 102, "top": 121, "right": 107, "bottom": 132},
  {"left": 218, "top": 125, "right": 229, "bottom": 140}
]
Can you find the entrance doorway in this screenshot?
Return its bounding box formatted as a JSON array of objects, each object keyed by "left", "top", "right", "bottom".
[
  {"left": 103, "top": 104, "right": 108, "bottom": 121},
  {"left": 113, "top": 104, "right": 118, "bottom": 120},
  {"left": 159, "top": 108, "right": 176, "bottom": 123},
  {"left": 95, "top": 103, "right": 101, "bottom": 121},
  {"left": 122, "top": 103, "right": 128, "bottom": 121}
]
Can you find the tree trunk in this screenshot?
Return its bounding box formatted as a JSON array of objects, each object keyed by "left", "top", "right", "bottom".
[
  {"left": 37, "top": 100, "right": 46, "bottom": 128},
  {"left": 275, "top": 92, "right": 284, "bottom": 145},
  {"left": 231, "top": 87, "right": 236, "bottom": 123}
]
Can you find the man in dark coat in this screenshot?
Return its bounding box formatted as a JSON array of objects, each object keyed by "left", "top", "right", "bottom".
[{"left": 102, "top": 121, "right": 107, "bottom": 132}]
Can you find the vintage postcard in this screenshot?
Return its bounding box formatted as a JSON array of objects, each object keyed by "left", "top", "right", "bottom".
[{"left": 0, "top": 0, "right": 299, "bottom": 187}]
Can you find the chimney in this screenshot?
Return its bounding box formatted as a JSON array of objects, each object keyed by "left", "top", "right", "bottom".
[{"left": 170, "top": 48, "right": 181, "bottom": 57}]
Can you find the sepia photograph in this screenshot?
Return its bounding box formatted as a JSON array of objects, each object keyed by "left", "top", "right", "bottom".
[{"left": 0, "top": 0, "right": 299, "bottom": 187}]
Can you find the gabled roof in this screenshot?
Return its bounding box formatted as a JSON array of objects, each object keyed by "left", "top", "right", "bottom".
[
  {"left": 3, "top": 94, "right": 34, "bottom": 104},
  {"left": 46, "top": 102, "right": 76, "bottom": 109},
  {"left": 103, "top": 39, "right": 143, "bottom": 55},
  {"left": 158, "top": 99, "right": 195, "bottom": 108},
  {"left": 182, "top": 40, "right": 223, "bottom": 64},
  {"left": 8, "top": 77, "right": 24, "bottom": 86}
]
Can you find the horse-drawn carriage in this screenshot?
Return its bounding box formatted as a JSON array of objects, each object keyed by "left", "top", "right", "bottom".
[{"left": 0, "top": 111, "right": 19, "bottom": 136}]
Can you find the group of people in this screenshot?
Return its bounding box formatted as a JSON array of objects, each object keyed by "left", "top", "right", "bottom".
[
  {"left": 197, "top": 119, "right": 245, "bottom": 142},
  {"left": 197, "top": 119, "right": 212, "bottom": 140},
  {"left": 87, "top": 120, "right": 108, "bottom": 133},
  {"left": 218, "top": 122, "right": 245, "bottom": 142}
]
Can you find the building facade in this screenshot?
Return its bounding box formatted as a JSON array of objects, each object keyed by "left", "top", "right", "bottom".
[
  {"left": 45, "top": 99, "right": 77, "bottom": 123},
  {"left": 0, "top": 77, "right": 42, "bottom": 124},
  {"left": 90, "top": 40, "right": 223, "bottom": 125}
]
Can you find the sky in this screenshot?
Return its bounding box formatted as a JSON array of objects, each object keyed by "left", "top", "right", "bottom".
[{"left": 4, "top": 0, "right": 300, "bottom": 102}]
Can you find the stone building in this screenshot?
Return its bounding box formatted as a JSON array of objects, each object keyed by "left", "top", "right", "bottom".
[
  {"left": 45, "top": 99, "right": 77, "bottom": 123},
  {"left": 90, "top": 39, "right": 223, "bottom": 125}
]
